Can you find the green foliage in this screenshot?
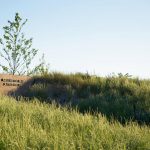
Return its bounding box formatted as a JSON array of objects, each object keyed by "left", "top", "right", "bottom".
[
  {"left": 0, "top": 96, "right": 149, "bottom": 150},
  {"left": 0, "top": 13, "right": 42, "bottom": 75}
]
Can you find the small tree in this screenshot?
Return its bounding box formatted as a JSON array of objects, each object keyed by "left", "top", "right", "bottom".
[
  {"left": 0, "top": 13, "right": 38, "bottom": 75},
  {"left": 29, "top": 54, "right": 50, "bottom": 76}
]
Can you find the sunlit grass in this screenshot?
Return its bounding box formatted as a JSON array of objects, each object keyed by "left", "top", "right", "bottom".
[{"left": 0, "top": 95, "right": 149, "bottom": 150}]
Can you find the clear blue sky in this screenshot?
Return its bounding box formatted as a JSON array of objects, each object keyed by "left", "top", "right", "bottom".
[{"left": 0, "top": 0, "right": 150, "bottom": 78}]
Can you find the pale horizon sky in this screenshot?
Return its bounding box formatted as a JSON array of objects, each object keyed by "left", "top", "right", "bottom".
[{"left": 0, "top": 0, "right": 150, "bottom": 78}]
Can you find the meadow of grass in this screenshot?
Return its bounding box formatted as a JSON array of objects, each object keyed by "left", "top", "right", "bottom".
[
  {"left": 0, "top": 95, "right": 150, "bottom": 150},
  {"left": 17, "top": 72, "right": 150, "bottom": 124}
]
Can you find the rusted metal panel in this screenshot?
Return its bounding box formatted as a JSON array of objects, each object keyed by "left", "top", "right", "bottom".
[{"left": 0, "top": 74, "right": 31, "bottom": 94}]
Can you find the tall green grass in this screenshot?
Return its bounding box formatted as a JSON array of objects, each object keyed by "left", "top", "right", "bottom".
[
  {"left": 0, "top": 95, "right": 150, "bottom": 150},
  {"left": 17, "top": 72, "right": 150, "bottom": 124}
]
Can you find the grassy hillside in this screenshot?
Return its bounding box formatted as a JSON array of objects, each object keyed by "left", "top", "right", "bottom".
[
  {"left": 0, "top": 95, "right": 150, "bottom": 150},
  {"left": 15, "top": 72, "right": 150, "bottom": 124}
]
